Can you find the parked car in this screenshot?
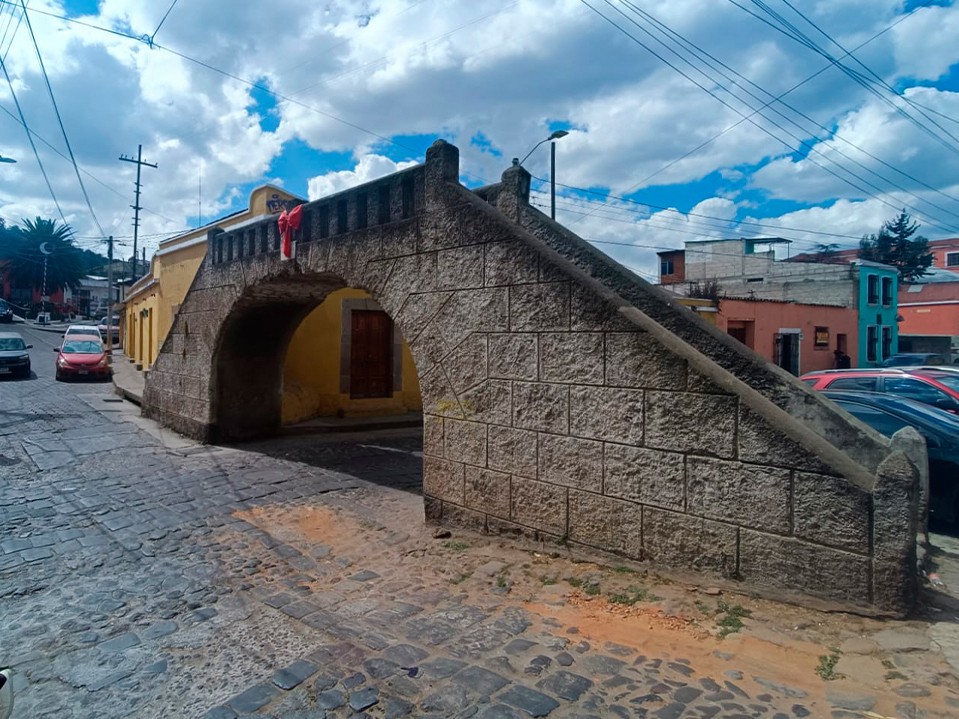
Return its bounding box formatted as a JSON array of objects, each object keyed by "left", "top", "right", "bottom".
[
  {"left": 801, "top": 368, "right": 959, "bottom": 414},
  {"left": 63, "top": 324, "right": 103, "bottom": 343},
  {"left": 0, "top": 299, "right": 13, "bottom": 323},
  {"left": 98, "top": 315, "right": 120, "bottom": 343},
  {"left": 882, "top": 352, "right": 949, "bottom": 367},
  {"left": 0, "top": 331, "right": 31, "bottom": 378},
  {"left": 54, "top": 337, "right": 111, "bottom": 381},
  {"left": 823, "top": 390, "right": 959, "bottom": 526}
]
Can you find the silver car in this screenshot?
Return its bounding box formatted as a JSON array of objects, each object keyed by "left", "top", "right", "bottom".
[{"left": 0, "top": 331, "right": 32, "bottom": 378}]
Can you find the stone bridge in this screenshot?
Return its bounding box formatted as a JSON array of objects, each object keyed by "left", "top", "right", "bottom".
[{"left": 143, "top": 141, "right": 920, "bottom": 615}]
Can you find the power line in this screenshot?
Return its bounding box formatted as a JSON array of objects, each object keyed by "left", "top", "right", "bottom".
[
  {"left": 0, "top": 103, "right": 181, "bottom": 226},
  {"left": 151, "top": 0, "right": 179, "bottom": 43},
  {"left": 615, "top": 0, "right": 959, "bottom": 224},
  {"left": 531, "top": 175, "right": 875, "bottom": 242},
  {"left": 565, "top": 5, "right": 929, "bottom": 229},
  {"left": 731, "top": 0, "right": 959, "bottom": 158},
  {"left": 19, "top": 1, "right": 107, "bottom": 242},
  {"left": 0, "top": 53, "right": 72, "bottom": 232},
  {"left": 589, "top": 0, "right": 959, "bottom": 234}
]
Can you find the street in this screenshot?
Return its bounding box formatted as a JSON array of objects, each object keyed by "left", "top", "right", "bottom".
[{"left": 2, "top": 322, "right": 959, "bottom": 718}]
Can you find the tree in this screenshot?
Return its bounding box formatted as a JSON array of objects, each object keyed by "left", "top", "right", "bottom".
[
  {"left": 858, "top": 210, "right": 934, "bottom": 282},
  {"left": 0, "top": 217, "right": 85, "bottom": 295},
  {"left": 812, "top": 242, "right": 841, "bottom": 263}
]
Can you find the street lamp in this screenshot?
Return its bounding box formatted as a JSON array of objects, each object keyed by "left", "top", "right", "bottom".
[{"left": 515, "top": 130, "right": 568, "bottom": 220}]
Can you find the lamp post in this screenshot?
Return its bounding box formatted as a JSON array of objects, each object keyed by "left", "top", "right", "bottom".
[{"left": 516, "top": 130, "right": 568, "bottom": 220}]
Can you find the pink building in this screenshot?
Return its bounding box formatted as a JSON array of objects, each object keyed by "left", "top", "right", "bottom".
[{"left": 715, "top": 297, "right": 858, "bottom": 375}]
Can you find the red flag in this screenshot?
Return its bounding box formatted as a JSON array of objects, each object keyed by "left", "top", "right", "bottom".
[{"left": 278, "top": 204, "right": 303, "bottom": 261}]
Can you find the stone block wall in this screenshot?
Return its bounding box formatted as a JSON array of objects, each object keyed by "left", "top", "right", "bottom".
[{"left": 143, "top": 140, "right": 918, "bottom": 615}]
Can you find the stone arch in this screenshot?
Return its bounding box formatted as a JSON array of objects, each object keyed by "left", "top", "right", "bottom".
[{"left": 143, "top": 140, "right": 920, "bottom": 615}]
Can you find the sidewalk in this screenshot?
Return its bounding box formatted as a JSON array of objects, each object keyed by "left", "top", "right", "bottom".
[{"left": 110, "top": 351, "right": 145, "bottom": 405}]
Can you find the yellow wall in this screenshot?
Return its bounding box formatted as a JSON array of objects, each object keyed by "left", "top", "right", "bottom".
[
  {"left": 123, "top": 185, "right": 299, "bottom": 369},
  {"left": 121, "top": 185, "right": 422, "bottom": 422},
  {"left": 283, "top": 288, "right": 423, "bottom": 424}
]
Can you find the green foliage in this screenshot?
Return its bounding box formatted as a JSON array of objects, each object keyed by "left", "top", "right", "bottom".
[
  {"left": 715, "top": 602, "right": 752, "bottom": 638},
  {"left": 0, "top": 217, "right": 101, "bottom": 296},
  {"left": 566, "top": 576, "right": 584, "bottom": 588},
  {"left": 583, "top": 583, "right": 601, "bottom": 596},
  {"left": 608, "top": 585, "right": 656, "bottom": 605},
  {"left": 858, "top": 210, "right": 934, "bottom": 282},
  {"left": 816, "top": 648, "right": 842, "bottom": 680},
  {"left": 442, "top": 540, "right": 469, "bottom": 551},
  {"left": 449, "top": 572, "right": 471, "bottom": 585}
]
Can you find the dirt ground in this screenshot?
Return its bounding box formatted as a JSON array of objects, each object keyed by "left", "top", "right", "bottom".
[{"left": 235, "top": 484, "right": 959, "bottom": 719}]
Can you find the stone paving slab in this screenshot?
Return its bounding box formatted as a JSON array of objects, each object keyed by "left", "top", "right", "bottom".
[{"left": 2, "top": 358, "right": 959, "bottom": 718}]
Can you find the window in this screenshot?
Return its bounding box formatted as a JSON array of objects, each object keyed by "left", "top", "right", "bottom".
[
  {"left": 882, "top": 377, "right": 951, "bottom": 405},
  {"left": 832, "top": 401, "right": 910, "bottom": 438},
  {"left": 946, "top": 252, "right": 959, "bottom": 267},
  {"left": 881, "top": 276, "right": 893, "bottom": 306},
  {"left": 660, "top": 259, "right": 674, "bottom": 276},
  {"left": 881, "top": 326, "right": 892, "bottom": 362},
  {"left": 867, "top": 275, "right": 879, "bottom": 305},
  {"left": 828, "top": 377, "right": 878, "bottom": 391},
  {"left": 867, "top": 325, "right": 878, "bottom": 362},
  {"left": 814, "top": 327, "right": 830, "bottom": 348}
]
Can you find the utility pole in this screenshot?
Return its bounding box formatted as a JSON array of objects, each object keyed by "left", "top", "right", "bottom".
[
  {"left": 106, "top": 235, "right": 114, "bottom": 355},
  {"left": 118, "top": 144, "right": 157, "bottom": 282}
]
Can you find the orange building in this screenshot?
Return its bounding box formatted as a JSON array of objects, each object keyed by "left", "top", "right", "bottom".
[
  {"left": 898, "top": 281, "right": 959, "bottom": 336},
  {"left": 694, "top": 297, "right": 858, "bottom": 375}
]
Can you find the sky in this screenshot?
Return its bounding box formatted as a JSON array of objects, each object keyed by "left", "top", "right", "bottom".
[{"left": 0, "top": 0, "right": 958, "bottom": 281}]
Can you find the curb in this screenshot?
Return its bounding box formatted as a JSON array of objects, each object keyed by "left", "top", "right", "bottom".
[{"left": 112, "top": 379, "right": 142, "bottom": 407}]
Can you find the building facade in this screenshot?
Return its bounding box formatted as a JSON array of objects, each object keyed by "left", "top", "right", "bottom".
[
  {"left": 122, "top": 184, "right": 422, "bottom": 424},
  {"left": 659, "top": 238, "right": 898, "bottom": 369}
]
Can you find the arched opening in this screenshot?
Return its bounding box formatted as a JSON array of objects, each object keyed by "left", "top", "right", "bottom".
[{"left": 211, "top": 272, "right": 421, "bottom": 443}]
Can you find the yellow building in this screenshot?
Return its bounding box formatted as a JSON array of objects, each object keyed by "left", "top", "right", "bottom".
[{"left": 122, "top": 185, "right": 422, "bottom": 425}]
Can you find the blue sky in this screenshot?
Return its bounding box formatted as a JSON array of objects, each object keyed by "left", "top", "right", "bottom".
[{"left": 2, "top": 0, "right": 959, "bottom": 278}]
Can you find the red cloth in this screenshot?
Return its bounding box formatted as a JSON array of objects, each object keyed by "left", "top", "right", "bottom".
[{"left": 278, "top": 204, "right": 303, "bottom": 261}]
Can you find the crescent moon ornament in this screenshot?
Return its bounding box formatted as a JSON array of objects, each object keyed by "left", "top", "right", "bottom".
[{"left": 39, "top": 242, "right": 52, "bottom": 255}]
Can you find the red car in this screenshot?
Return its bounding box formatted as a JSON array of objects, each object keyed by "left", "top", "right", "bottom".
[
  {"left": 800, "top": 368, "right": 959, "bottom": 414},
  {"left": 55, "top": 335, "right": 111, "bottom": 381}
]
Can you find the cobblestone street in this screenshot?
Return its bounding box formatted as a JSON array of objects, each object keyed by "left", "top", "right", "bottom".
[{"left": 2, "top": 325, "right": 959, "bottom": 718}]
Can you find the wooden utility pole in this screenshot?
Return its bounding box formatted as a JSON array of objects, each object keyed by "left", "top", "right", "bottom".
[
  {"left": 106, "top": 235, "right": 114, "bottom": 354},
  {"left": 119, "top": 144, "right": 157, "bottom": 282}
]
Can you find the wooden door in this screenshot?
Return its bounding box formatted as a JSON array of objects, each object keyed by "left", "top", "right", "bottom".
[{"left": 350, "top": 310, "right": 392, "bottom": 398}]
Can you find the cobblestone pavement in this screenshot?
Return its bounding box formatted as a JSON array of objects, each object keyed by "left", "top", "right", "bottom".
[{"left": 2, "top": 325, "right": 959, "bottom": 718}]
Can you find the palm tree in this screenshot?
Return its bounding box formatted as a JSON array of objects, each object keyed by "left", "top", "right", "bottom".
[{"left": 0, "top": 217, "right": 84, "bottom": 296}]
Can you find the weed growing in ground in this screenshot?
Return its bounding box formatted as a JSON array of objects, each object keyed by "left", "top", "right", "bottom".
[
  {"left": 694, "top": 599, "right": 713, "bottom": 615},
  {"left": 583, "top": 582, "right": 601, "bottom": 596},
  {"left": 608, "top": 585, "right": 659, "bottom": 605},
  {"left": 496, "top": 573, "right": 509, "bottom": 589},
  {"left": 442, "top": 540, "right": 469, "bottom": 551},
  {"left": 613, "top": 565, "right": 637, "bottom": 575},
  {"left": 716, "top": 601, "right": 752, "bottom": 638},
  {"left": 816, "top": 647, "right": 842, "bottom": 680},
  {"left": 449, "top": 572, "right": 471, "bottom": 585},
  {"left": 541, "top": 575, "right": 557, "bottom": 585},
  {"left": 567, "top": 577, "right": 584, "bottom": 588}
]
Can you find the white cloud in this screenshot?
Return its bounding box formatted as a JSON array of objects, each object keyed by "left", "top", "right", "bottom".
[
  {"left": 0, "top": 0, "right": 957, "bottom": 263},
  {"left": 307, "top": 154, "right": 418, "bottom": 199}
]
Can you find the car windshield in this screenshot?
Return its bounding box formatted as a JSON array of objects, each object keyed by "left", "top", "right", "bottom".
[
  {"left": 931, "top": 375, "right": 959, "bottom": 392},
  {"left": 848, "top": 394, "right": 959, "bottom": 432},
  {"left": 883, "top": 355, "right": 925, "bottom": 367},
  {"left": 0, "top": 337, "right": 25, "bottom": 351},
  {"left": 62, "top": 340, "right": 103, "bottom": 354}
]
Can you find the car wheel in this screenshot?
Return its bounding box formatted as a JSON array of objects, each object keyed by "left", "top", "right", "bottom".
[
  {"left": 18, "top": 367, "right": 29, "bottom": 379},
  {"left": 55, "top": 370, "right": 63, "bottom": 382}
]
